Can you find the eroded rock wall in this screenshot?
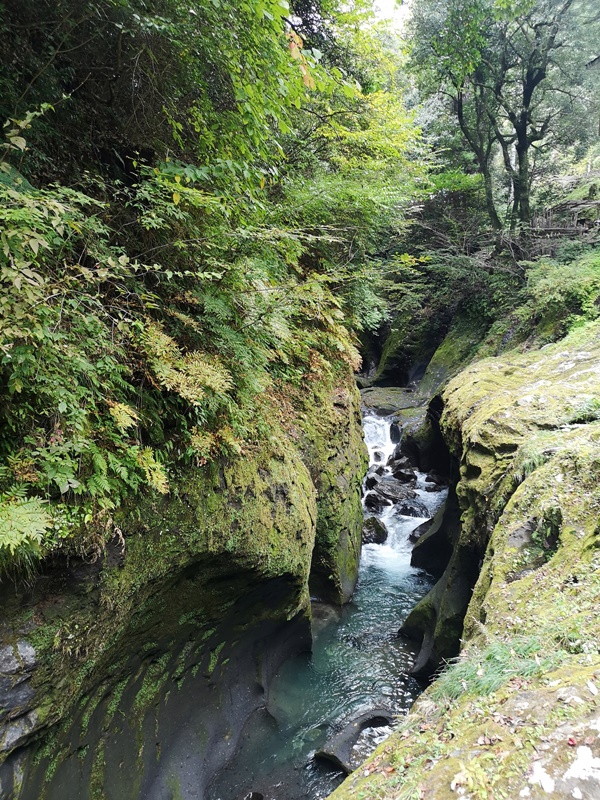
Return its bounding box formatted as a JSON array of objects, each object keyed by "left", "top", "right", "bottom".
[
  {"left": 331, "top": 321, "right": 600, "bottom": 800},
  {"left": 0, "top": 370, "right": 367, "bottom": 800}
]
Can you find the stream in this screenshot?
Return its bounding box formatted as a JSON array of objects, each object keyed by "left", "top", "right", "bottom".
[{"left": 208, "top": 411, "right": 447, "bottom": 800}]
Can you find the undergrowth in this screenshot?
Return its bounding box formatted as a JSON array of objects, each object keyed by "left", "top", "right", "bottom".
[{"left": 430, "top": 635, "right": 565, "bottom": 702}]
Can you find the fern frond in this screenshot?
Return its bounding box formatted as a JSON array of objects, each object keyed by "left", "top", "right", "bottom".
[
  {"left": 108, "top": 402, "right": 139, "bottom": 432},
  {"left": 136, "top": 448, "right": 169, "bottom": 494},
  {"left": 0, "top": 496, "right": 50, "bottom": 576}
]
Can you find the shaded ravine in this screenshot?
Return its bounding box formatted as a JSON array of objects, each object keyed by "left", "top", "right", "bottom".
[{"left": 208, "top": 411, "right": 448, "bottom": 800}]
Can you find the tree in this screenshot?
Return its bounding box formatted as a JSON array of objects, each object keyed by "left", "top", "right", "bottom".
[{"left": 408, "top": 0, "right": 600, "bottom": 231}]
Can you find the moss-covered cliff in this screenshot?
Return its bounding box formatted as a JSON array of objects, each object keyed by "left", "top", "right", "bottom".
[
  {"left": 330, "top": 321, "right": 600, "bottom": 800},
  {"left": 0, "top": 368, "right": 367, "bottom": 800}
]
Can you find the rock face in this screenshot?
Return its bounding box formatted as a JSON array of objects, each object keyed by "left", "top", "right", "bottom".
[
  {"left": 329, "top": 320, "right": 600, "bottom": 800},
  {"left": 306, "top": 382, "right": 368, "bottom": 605},
  {"left": 0, "top": 371, "right": 367, "bottom": 800}
]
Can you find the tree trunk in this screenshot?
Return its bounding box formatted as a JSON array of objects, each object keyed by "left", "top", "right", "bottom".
[
  {"left": 514, "top": 112, "right": 532, "bottom": 228},
  {"left": 482, "top": 168, "right": 502, "bottom": 231}
]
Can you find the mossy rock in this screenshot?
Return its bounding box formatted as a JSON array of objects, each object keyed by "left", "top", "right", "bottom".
[
  {"left": 331, "top": 319, "right": 600, "bottom": 800},
  {"left": 0, "top": 368, "right": 367, "bottom": 799}
]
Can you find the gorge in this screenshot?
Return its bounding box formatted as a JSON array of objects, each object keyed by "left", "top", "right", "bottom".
[{"left": 0, "top": 0, "right": 599, "bottom": 798}]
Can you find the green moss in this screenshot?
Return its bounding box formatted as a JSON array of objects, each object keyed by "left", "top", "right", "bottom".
[
  {"left": 167, "top": 775, "right": 184, "bottom": 800},
  {"left": 207, "top": 642, "right": 226, "bottom": 677},
  {"left": 332, "top": 317, "right": 600, "bottom": 800},
  {"left": 1, "top": 364, "right": 368, "bottom": 798},
  {"left": 296, "top": 370, "right": 368, "bottom": 603},
  {"left": 418, "top": 314, "right": 486, "bottom": 400}
]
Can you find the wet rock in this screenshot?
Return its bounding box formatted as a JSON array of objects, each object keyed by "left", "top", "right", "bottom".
[
  {"left": 243, "top": 793, "right": 264, "bottom": 800},
  {"left": 373, "top": 478, "right": 416, "bottom": 504},
  {"left": 374, "top": 466, "right": 386, "bottom": 476},
  {"left": 389, "top": 421, "right": 402, "bottom": 444},
  {"left": 392, "top": 468, "right": 416, "bottom": 484},
  {"left": 0, "top": 647, "right": 19, "bottom": 676},
  {"left": 395, "top": 499, "right": 430, "bottom": 518},
  {"left": 401, "top": 488, "right": 469, "bottom": 678},
  {"left": 399, "top": 397, "right": 451, "bottom": 475},
  {"left": 373, "top": 451, "right": 383, "bottom": 463},
  {"left": 364, "top": 492, "right": 392, "bottom": 511},
  {"left": 16, "top": 642, "right": 36, "bottom": 670},
  {"left": 313, "top": 709, "right": 394, "bottom": 774},
  {"left": 424, "top": 472, "right": 446, "bottom": 486},
  {"left": 362, "top": 517, "right": 388, "bottom": 545},
  {"left": 0, "top": 711, "right": 37, "bottom": 753},
  {"left": 409, "top": 518, "right": 434, "bottom": 543},
  {"left": 411, "top": 491, "right": 460, "bottom": 579},
  {"left": 364, "top": 474, "right": 381, "bottom": 491},
  {"left": 386, "top": 453, "right": 410, "bottom": 470},
  {"left": 0, "top": 676, "right": 34, "bottom": 718}
]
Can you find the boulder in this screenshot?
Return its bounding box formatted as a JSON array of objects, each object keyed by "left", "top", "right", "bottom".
[
  {"left": 389, "top": 421, "right": 402, "bottom": 443},
  {"left": 313, "top": 709, "right": 394, "bottom": 775},
  {"left": 424, "top": 471, "right": 446, "bottom": 486},
  {"left": 395, "top": 499, "right": 430, "bottom": 518},
  {"left": 391, "top": 468, "right": 416, "bottom": 483},
  {"left": 364, "top": 474, "right": 381, "bottom": 491},
  {"left": 386, "top": 449, "right": 409, "bottom": 468},
  {"left": 410, "top": 490, "right": 460, "bottom": 578},
  {"left": 364, "top": 492, "right": 392, "bottom": 511},
  {"left": 362, "top": 517, "right": 388, "bottom": 545},
  {"left": 372, "top": 478, "right": 416, "bottom": 504}
]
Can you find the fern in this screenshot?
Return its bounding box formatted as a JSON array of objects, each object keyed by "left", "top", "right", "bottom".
[
  {"left": 0, "top": 495, "right": 50, "bottom": 575},
  {"left": 108, "top": 402, "right": 140, "bottom": 432},
  {"left": 136, "top": 448, "right": 169, "bottom": 494},
  {"left": 140, "top": 322, "right": 232, "bottom": 405}
]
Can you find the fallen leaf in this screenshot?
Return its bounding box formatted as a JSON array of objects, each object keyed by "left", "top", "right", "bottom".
[{"left": 450, "top": 771, "right": 469, "bottom": 791}]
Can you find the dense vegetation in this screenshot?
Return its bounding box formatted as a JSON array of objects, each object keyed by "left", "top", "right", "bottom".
[
  {"left": 0, "top": 0, "right": 424, "bottom": 571},
  {"left": 0, "top": 0, "right": 598, "bottom": 575}
]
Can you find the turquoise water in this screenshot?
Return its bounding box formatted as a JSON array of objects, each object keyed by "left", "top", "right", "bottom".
[{"left": 209, "top": 414, "right": 446, "bottom": 800}]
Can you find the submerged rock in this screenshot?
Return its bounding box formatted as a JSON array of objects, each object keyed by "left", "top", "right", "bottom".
[{"left": 314, "top": 709, "right": 394, "bottom": 775}]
